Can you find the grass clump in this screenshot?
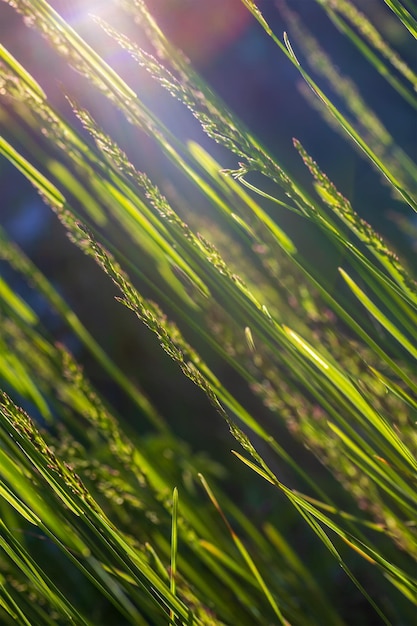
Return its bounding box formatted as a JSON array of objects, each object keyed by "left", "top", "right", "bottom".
[{"left": 0, "top": 0, "right": 416, "bottom": 624}]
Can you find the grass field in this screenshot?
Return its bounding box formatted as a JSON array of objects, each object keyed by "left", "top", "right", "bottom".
[{"left": 0, "top": 1, "right": 416, "bottom": 623}]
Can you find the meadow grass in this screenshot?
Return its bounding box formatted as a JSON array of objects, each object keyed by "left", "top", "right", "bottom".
[{"left": 0, "top": 0, "right": 416, "bottom": 624}]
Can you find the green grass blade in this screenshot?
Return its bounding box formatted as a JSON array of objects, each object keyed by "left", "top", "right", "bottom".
[
  {"left": 311, "top": 0, "right": 417, "bottom": 106},
  {"left": 199, "top": 473, "right": 289, "bottom": 626},
  {"left": 383, "top": 0, "right": 417, "bottom": 38},
  {"left": 339, "top": 268, "right": 417, "bottom": 361},
  {"left": 170, "top": 487, "right": 178, "bottom": 625}
]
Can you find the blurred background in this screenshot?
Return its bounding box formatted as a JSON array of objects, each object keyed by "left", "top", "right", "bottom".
[{"left": 0, "top": 1, "right": 416, "bottom": 621}]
